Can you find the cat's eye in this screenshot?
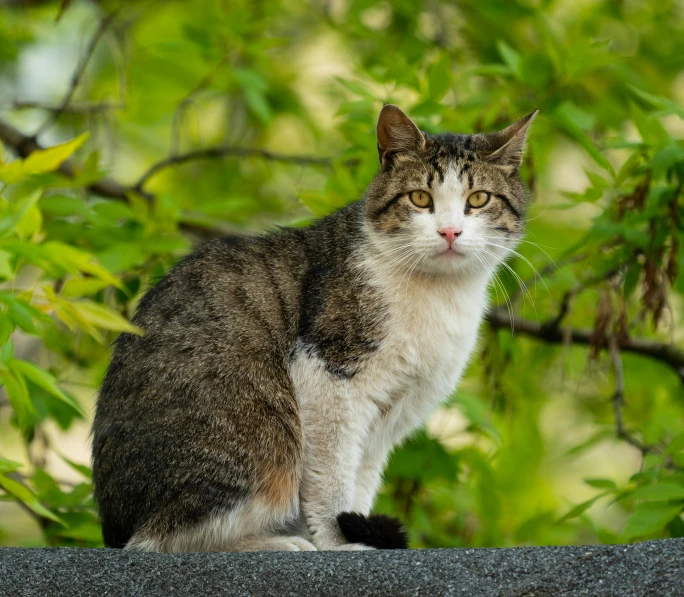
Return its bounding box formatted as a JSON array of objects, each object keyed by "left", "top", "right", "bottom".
[
  {"left": 468, "top": 191, "right": 490, "bottom": 209},
  {"left": 408, "top": 190, "right": 432, "bottom": 209}
]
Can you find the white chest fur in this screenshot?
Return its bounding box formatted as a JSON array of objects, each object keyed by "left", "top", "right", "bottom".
[
  {"left": 291, "top": 259, "right": 490, "bottom": 445},
  {"left": 356, "top": 268, "right": 488, "bottom": 435}
]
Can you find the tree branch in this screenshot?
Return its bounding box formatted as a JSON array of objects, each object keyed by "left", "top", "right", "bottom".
[
  {"left": 0, "top": 118, "right": 133, "bottom": 200},
  {"left": 485, "top": 308, "right": 684, "bottom": 382},
  {"left": 35, "top": 10, "right": 118, "bottom": 136},
  {"left": 133, "top": 146, "right": 332, "bottom": 192},
  {"left": 0, "top": 117, "right": 335, "bottom": 239},
  {"left": 11, "top": 100, "right": 125, "bottom": 114}
]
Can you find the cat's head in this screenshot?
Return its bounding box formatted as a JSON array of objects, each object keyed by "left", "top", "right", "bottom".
[{"left": 364, "top": 104, "right": 536, "bottom": 277}]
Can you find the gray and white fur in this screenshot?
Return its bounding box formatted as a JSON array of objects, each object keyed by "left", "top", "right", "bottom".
[{"left": 91, "top": 104, "right": 536, "bottom": 552}]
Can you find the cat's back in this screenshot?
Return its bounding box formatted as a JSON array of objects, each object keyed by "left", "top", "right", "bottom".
[
  {"left": 97, "top": 231, "right": 304, "bottom": 414},
  {"left": 94, "top": 201, "right": 368, "bottom": 421}
]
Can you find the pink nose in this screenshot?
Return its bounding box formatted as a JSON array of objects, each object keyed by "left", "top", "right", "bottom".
[{"left": 438, "top": 227, "right": 462, "bottom": 248}]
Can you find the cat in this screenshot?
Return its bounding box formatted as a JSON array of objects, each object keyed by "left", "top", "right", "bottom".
[{"left": 91, "top": 104, "right": 536, "bottom": 552}]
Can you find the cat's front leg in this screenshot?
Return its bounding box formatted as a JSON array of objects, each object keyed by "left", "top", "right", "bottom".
[
  {"left": 299, "top": 395, "right": 377, "bottom": 551},
  {"left": 353, "top": 454, "right": 387, "bottom": 515}
]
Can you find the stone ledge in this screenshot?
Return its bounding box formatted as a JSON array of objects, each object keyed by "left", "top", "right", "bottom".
[{"left": 1, "top": 539, "right": 682, "bottom": 597}]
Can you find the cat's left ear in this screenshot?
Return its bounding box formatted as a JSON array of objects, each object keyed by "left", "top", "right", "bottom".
[
  {"left": 376, "top": 104, "right": 426, "bottom": 165},
  {"left": 482, "top": 110, "right": 538, "bottom": 173}
]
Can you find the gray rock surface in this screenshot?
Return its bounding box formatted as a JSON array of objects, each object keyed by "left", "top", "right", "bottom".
[{"left": 1, "top": 539, "right": 682, "bottom": 596}]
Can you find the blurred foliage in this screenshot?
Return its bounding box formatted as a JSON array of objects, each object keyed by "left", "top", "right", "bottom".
[{"left": 1, "top": 0, "right": 683, "bottom": 548}]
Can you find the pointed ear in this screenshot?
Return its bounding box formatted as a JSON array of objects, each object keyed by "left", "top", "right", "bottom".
[
  {"left": 376, "top": 104, "right": 425, "bottom": 164},
  {"left": 482, "top": 110, "right": 538, "bottom": 173}
]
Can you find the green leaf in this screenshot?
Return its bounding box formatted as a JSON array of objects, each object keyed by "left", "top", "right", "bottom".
[
  {"left": 0, "top": 472, "right": 66, "bottom": 525},
  {"left": 74, "top": 301, "right": 143, "bottom": 335},
  {"left": 584, "top": 478, "right": 617, "bottom": 490},
  {"left": 0, "top": 249, "right": 13, "bottom": 279},
  {"left": 61, "top": 278, "right": 112, "bottom": 298},
  {"left": 41, "top": 242, "right": 122, "bottom": 288},
  {"left": 630, "top": 482, "right": 684, "bottom": 501},
  {"left": 39, "top": 194, "right": 90, "bottom": 217},
  {"left": 427, "top": 55, "right": 452, "bottom": 100},
  {"left": 623, "top": 502, "right": 683, "bottom": 540},
  {"left": 0, "top": 188, "right": 43, "bottom": 237},
  {"left": 52, "top": 521, "right": 102, "bottom": 542},
  {"left": 334, "top": 77, "right": 374, "bottom": 99},
  {"left": 9, "top": 359, "right": 84, "bottom": 416},
  {"left": 0, "top": 366, "right": 34, "bottom": 427},
  {"left": 623, "top": 262, "right": 641, "bottom": 299},
  {"left": 0, "top": 159, "right": 25, "bottom": 184},
  {"left": 15, "top": 203, "right": 42, "bottom": 238},
  {"left": 4, "top": 297, "right": 39, "bottom": 334},
  {"left": 23, "top": 133, "right": 89, "bottom": 175},
  {"left": 385, "top": 431, "right": 458, "bottom": 483},
  {"left": 468, "top": 64, "right": 513, "bottom": 77},
  {"left": 234, "top": 68, "right": 271, "bottom": 123},
  {"left": 556, "top": 491, "right": 610, "bottom": 524},
  {"left": 0, "top": 340, "right": 13, "bottom": 364},
  {"left": 496, "top": 40, "right": 521, "bottom": 78},
  {"left": 448, "top": 390, "right": 501, "bottom": 441},
  {"left": 630, "top": 103, "right": 670, "bottom": 146},
  {"left": 629, "top": 86, "right": 684, "bottom": 119},
  {"left": 0, "top": 457, "right": 23, "bottom": 474},
  {"left": 0, "top": 317, "right": 14, "bottom": 345},
  {"left": 59, "top": 455, "right": 92, "bottom": 480},
  {"left": 651, "top": 145, "right": 684, "bottom": 178},
  {"left": 555, "top": 102, "right": 615, "bottom": 175},
  {"left": 244, "top": 87, "right": 271, "bottom": 123},
  {"left": 555, "top": 101, "right": 596, "bottom": 131},
  {"left": 666, "top": 433, "right": 684, "bottom": 455}
]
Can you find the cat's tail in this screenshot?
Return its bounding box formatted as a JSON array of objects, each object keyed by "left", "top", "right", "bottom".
[{"left": 336, "top": 512, "right": 408, "bottom": 549}]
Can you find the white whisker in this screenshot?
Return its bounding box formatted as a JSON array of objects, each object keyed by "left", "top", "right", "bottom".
[
  {"left": 482, "top": 241, "right": 550, "bottom": 299},
  {"left": 481, "top": 246, "right": 538, "bottom": 324}
]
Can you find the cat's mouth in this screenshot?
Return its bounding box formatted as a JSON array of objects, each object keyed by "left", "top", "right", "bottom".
[{"left": 437, "top": 247, "right": 466, "bottom": 258}]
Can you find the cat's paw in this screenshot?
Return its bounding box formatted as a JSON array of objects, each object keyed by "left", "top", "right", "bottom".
[
  {"left": 281, "top": 536, "right": 318, "bottom": 551},
  {"left": 327, "top": 543, "right": 376, "bottom": 551},
  {"left": 235, "top": 535, "right": 317, "bottom": 552},
  {"left": 311, "top": 527, "right": 359, "bottom": 551}
]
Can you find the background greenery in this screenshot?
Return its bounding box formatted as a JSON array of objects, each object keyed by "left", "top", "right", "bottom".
[{"left": 1, "top": 0, "right": 683, "bottom": 549}]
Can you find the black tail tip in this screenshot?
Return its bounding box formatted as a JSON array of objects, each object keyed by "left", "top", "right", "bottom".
[{"left": 336, "top": 512, "right": 408, "bottom": 549}]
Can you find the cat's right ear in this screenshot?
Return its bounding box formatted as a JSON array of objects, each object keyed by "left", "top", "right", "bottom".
[{"left": 376, "top": 104, "right": 425, "bottom": 165}]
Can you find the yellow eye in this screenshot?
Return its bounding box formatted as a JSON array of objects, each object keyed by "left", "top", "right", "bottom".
[
  {"left": 408, "top": 190, "right": 432, "bottom": 208},
  {"left": 468, "top": 191, "right": 490, "bottom": 209}
]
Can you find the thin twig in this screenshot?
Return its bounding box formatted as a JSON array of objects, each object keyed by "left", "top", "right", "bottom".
[
  {"left": 544, "top": 289, "right": 575, "bottom": 331},
  {"left": 35, "top": 10, "right": 118, "bottom": 137},
  {"left": 171, "top": 57, "right": 230, "bottom": 155},
  {"left": 609, "top": 336, "right": 649, "bottom": 452},
  {"left": 541, "top": 263, "right": 627, "bottom": 330}
]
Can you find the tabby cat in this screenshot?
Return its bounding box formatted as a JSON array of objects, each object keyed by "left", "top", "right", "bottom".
[{"left": 92, "top": 104, "right": 536, "bottom": 552}]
